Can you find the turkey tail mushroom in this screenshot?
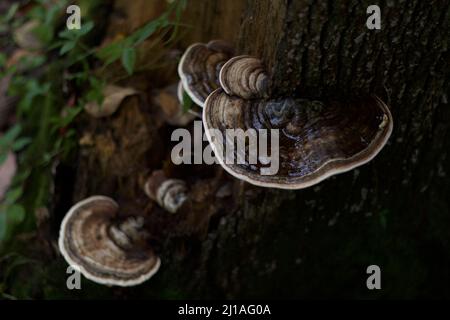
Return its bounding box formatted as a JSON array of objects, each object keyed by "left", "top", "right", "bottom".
[
  {"left": 144, "top": 170, "right": 189, "bottom": 214},
  {"left": 203, "top": 89, "right": 393, "bottom": 189},
  {"left": 178, "top": 40, "right": 234, "bottom": 107},
  {"left": 219, "top": 55, "right": 270, "bottom": 99},
  {"left": 58, "top": 196, "right": 161, "bottom": 287}
]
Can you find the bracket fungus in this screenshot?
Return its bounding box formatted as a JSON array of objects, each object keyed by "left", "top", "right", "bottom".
[
  {"left": 178, "top": 40, "right": 235, "bottom": 107},
  {"left": 144, "top": 170, "right": 188, "bottom": 214},
  {"left": 203, "top": 87, "right": 393, "bottom": 189},
  {"left": 58, "top": 196, "right": 161, "bottom": 286},
  {"left": 219, "top": 55, "right": 270, "bottom": 99}
]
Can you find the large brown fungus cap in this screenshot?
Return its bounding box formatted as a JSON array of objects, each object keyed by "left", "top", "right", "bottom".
[
  {"left": 58, "top": 196, "right": 160, "bottom": 286},
  {"left": 203, "top": 88, "right": 393, "bottom": 189},
  {"left": 178, "top": 40, "right": 234, "bottom": 107}
]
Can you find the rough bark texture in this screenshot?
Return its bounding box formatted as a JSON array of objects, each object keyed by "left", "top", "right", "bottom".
[
  {"left": 177, "top": 0, "right": 450, "bottom": 299},
  {"left": 61, "top": 0, "right": 449, "bottom": 299},
  {"left": 180, "top": 0, "right": 245, "bottom": 46}
]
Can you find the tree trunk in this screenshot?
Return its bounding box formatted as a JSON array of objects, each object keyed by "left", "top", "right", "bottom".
[{"left": 68, "top": 0, "right": 450, "bottom": 298}]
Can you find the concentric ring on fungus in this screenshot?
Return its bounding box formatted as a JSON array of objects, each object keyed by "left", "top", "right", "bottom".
[
  {"left": 178, "top": 40, "right": 234, "bottom": 107},
  {"left": 203, "top": 89, "right": 393, "bottom": 189},
  {"left": 59, "top": 196, "right": 161, "bottom": 286}
]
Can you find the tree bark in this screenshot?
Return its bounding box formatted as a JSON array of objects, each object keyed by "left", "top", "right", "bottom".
[
  {"left": 68, "top": 0, "right": 450, "bottom": 298},
  {"left": 177, "top": 0, "right": 450, "bottom": 299}
]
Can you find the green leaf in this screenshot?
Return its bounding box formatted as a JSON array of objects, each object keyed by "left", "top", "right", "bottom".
[
  {"left": 59, "top": 21, "right": 94, "bottom": 41},
  {"left": 4, "top": 3, "right": 19, "bottom": 22},
  {"left": 96, "top": 41, "right": 125, "bottom": 66},
  {"left": 86, "top": 77, "right": 104, "bottom": 105},
  {"left": 59, "top": 40, "right": 76, "bottom": 56},
  {"left": 18, "top": 80, "right": 50, "bottom": 113},
  {"left": 0, "top": 52, "right": 6, "bottom": 67},
  {"left": 12, "top": 137, "right": 32, "bottom": 151},
  {"left": 77, "top": 21, "right": 94, "bottom": 37},
  {"left": 4, "top": 187, "right": 23, "bottom": 205},
  {"left": 1, "top": 125, "right": 22, "bottom": 145},
  {"left": 0, "top": 152, "right": 7, "bottom": 165},
  {"left": 168, "top": 0, "right": 187, "bottom": 42},
  {"left": 7, "top": 204, "right": 25, "bottom": 224},
  {"left": 97, "top": 17, "right": 162, "bottom": 67},
  {"left": 43, "top": 5, "right": 60, "bottom": 26},
  {"left": 121, "top": 47, "right": 136, "bottom": 75},
  {"left": 28, "top": 6, "right": 46, "bottom": 22},
  {"left": 131, "top": 19, "right": 160, "bottom": 46},
  {"left": 17, "top": 54, "right": 46, "bottom": 70},
  {"left": 182, "top": 90, "right": 193, "bottom": 112},
  {"left": 33, "top": 23, "right": 54, "bottom": 45},
  {"left": 51, "top": 106, "right": 83, "bottom": 130},
  {"left": 12, "top": 169, "right": 31, "bottom": 185},
  {"left": 58, "top": 29, "right": 76, "bottom": 40}
]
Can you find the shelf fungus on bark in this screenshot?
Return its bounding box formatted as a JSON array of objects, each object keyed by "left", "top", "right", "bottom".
[
  {"left": 178, "top": 40, "right": 234, "bottom": 107},
  {"left": 144, "top": 170, "right": 188, "bottom": 214},
  {"left": 203, "top": 89, "right": 393, "bottom": 189},
  {"left": 58, "top": 196, "right": 161, "bottom": 286},
  {"left": 219, "top": 55, "right": 270, "bottom": 99}
]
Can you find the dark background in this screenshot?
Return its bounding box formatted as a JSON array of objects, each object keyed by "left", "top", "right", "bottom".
[{"left": 0, "top": 0, "right": 449, "bottom": 299}]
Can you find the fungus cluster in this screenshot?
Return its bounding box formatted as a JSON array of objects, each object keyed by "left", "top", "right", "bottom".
[
  {"left": 178, "top": 40, "right": 235, "bottom": 107},
  {"left": 58, "top": 170, "right": 190, "bottom": 286},
  {"left": 178, "top": 40, "right": 393, "bottom": 189},
  {"left": 58, "top": 38, "right": 394, "bottom": 287}
]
